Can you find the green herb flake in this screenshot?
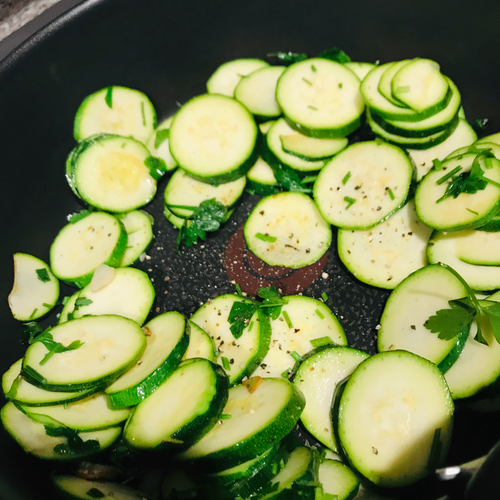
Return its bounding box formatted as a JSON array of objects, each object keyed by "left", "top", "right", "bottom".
[
  {"left": 387, "top": 187, "right": 395, "bottom": 200},
  {"left": 42, "top": 303, "right": 53, "bottom": 309},
  {"left": 342, "top": 172, "right": 351, "bottom": 185},
  {"left": 255, "top": 232, "right": 277, "bottom": 243},
  {"left": 302, "top": 77, "right": 313, "bottom": 86},
  {"left": 44, "top": 424, "right": 100, "bottom": 456},
  {"left": 154, "top": 128, "right": 170, "bottom": 149},
  {"left": 344, "top": 196, "right": 356, "bottom": 209},
  {"left": 144, "top": 156, "right": 167, "bottom": 181},
  {"left": 281, "top": 368, "right": 291, "bottom": 379},
  {"left": 87, "top": 488, "right": 106, "bottom": 499},
  {"left": 308, "top": 105, "right": 318, "bottom": 111},
  {"left": 315, "top": 309, "right": 325, "bottom": 319},
  {"left": 61, "top": 296, "right": 70, "bottom": 306},
  {"left": 32, "top": 329, "right": 84, "bottom": 366},
  {"left": 290, "top": 350, "right": 302, "bottom": 363},
  {"left": 219, "top": 414, "right": 232, "bottom": 420},
  {"left": 395, "top": 85, "right": 410, "bottom": 94},
  {"left": 228, "top": 301, "right": 260, "bottom": 339},
  {"left": 311, "top": 65, "right": 317, "bottom": 72},
  {"left": 221, "top": 356, "right": 231, "bottom": 371},
  {"left": 29, "top": 308, "right": 38, "bottom": 319},
  {"left": 104, "top": 86, "right": 113, "bottom": 108},
  {"left": 310, "top": 336, "right": 334, "bottom": 348},
  {"left": 317, "top": 47, "right": 351, "bottom": 63},
  {"left": 282, "top": 310, "right": 293, "bottom": 329},
  {"left": 467, "top": 208, "right": 479, "bottom": 215},
  {"left": 432, "top": 158, "right": 444, "bottom": 170},
  {"left": 235, "top": 283, "right": 243, "bottom": 296},
  {"left": 75, "top": 297, "right": 93, "bottom": 307},
  {"left": 338, "top": 83, "right": 343, "bottom": 89},
  {"left": 436, "top": 166, "right": 462, "bottom": 185},
  {"left": 321, "top": 292, "right": 328, "bottom": 302},
  {"left": 36, "top": 268, "right": 51, "bottom": 283},
  {"left": 141, "top": 101, "right": 146, "bottom": 126}
]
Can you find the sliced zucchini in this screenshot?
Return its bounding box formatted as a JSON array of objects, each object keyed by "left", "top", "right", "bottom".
[
  {"left": 337, "top": 201, "right": 432, "bottom": 289},
  {"left": 182, "top": 321, "right": 215, "bottom": 362},
  {"left": 163, "top": 205, "right": 185, "bottom": 229},
  {"left": 378, "top": 60, "right": 412, "bottom": 107},
  {"left": 246, "top": 156, "right": 280, "bottom": 196},
  {"left": 59, "top": 291, "right": 80, "bottom": 324},
  {"left": 344, "top": 61, "right": 376, "bottom": 81},
  {"left": 8, "top": 253, "right": 59, "bottom": 321},
  {"left": 164, "top": 168, "right": 246, "bottom": 218},
  {"left": 378, "top": 264, "right": 468, "bottom": 364},
  {"left": 407, "top": 118, "right": 477, "bottom": 181},
  {"left": 207, "top": 58, "right": 269, "bottom": 97},
  {"left": 190, "top": 294, "right": 271, "bottom": 385},
  {"left": 74, "top": 86, "right": 157, "bottom": 144},
  {"left": 234, "top": 65, "right": 286, "bottom": 118},
  {"left": 317, "top": 459, "right": 360, "bottom": 500},
  {"left": 21, "top": 392, "right": 130, "bottom": 432},
  {"left": 146, "top": 116, "right": 177, "bottom": 172},
  {"left": 70, "top": 267, "right": 155, "bottom": 326},
  {"left": 105, "top": 311, "right": 189, "bottom": 409},
  {"left": 280, "top": 131, "right": 348, "bottom": 162},
  {"left": 294, "top": 346, "right": 369, "bottom": 451},
  {"left": 415, "top": 151, "right": 500, "bottom": 231},
  {"left": 177, "top": 378, "right": 305, "bottom": 470},
  {"left": 252, "top": 296, "right": 347, "bottom": 378},
  {"left": 337, "top": 351, "right": 454, "bottom": 488},
  {"left": 53, "top": 475, "right": 150, "bottom": 500},
  {"left": 124, "top": 358, "right": 228, "bottom": 452},
  {"left": 427, "top": 231, "right": 500, "bottom": 291},
  {"left": 22, "top": 315, "right": 146, "bottom": 392},
  {"left": 117, "top": 210, "right": 154, "bottom": 267},
  {"left": 453, "top": 229, "right": 500, "bottom": 265},
  {"left": 313, "top": 141, "right": 413, "bottom": 229},
  {"left": 50, "top": 212, "right": 127, "bottom": 289},
  {"left": 72, "top": 134, "right": 157, "bottom": 212},
  {"left": 169, "top": 94, "right": 258, "bottom": 184},
  {"left": 244, "top": 192, "right": 331, "bottom": 268},
  {"left": 276, "top": 58, "right": 364, "bottom": 138},
  {"left": 1, "top": 402, "right": 121, "bottom": 461},
  {"left": 476, "top": 131, "right": 500, "bottom": 146}
]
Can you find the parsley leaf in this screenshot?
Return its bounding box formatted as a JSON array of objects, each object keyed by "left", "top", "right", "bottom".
[
  {"left": 32, "top": 329, "right": 84, "bottom": 365},
  {"left": 268, "top": 51, "right": 308, "bottom": 65},
  {"left": 45, "top": 425, "right": 100, "bottom": 456},
  {"left": 258, "top": 286, "right": 288, "bottom": 320},
  {"left": 21, "top": 321, "right": 44, "bottom": 345},
  {"left": 105, "top": 86, "right": 113, "bottom": 108},
  {"left": 424, "top": 300, "right": 475, "bottom": 340},
  {"left": 36, "top": 268, "right": 51, "bottom": 283},
  {"left": 144, "top": 156, "right": 167, "bottom": 180},
  {"left": 481, "top": 301, "right": 500, "bottom": 344},
  {"left": 317, "top": 47, "right": 351, "bottom": 63},
  {"left": 154, "top": 128, "right": 170, "bottom": 149}
]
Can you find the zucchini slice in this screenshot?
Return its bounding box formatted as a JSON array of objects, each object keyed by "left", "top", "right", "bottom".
[
  {"left": 105, "top": 311, "right": 189, "bottom": 409},
  {"left": 8, "top": 253, "right": 59, "bottom": 321},
  {"left": 169, "top": 94, "right": 258, "bottom": 185},
  {"left": 72, "top": 134, "right": 157, "bottom": 212},
  {"left": 244, "top": 192, "right": 331, "bottom": 268},
  {"left": 377, "top": 60, "right": 412, "bottom": 107},
  {"left": 124, "top": 358, "right": 228, "bottom": 452},
  {"left": 294, "top": 346, "right": 368, "bottom": 451},
  {"left": 252, "top": 296, "right": 347, "bottom": 379},
  {"left": 74, "top": 86, "right": 157, "bottom": 144},
  {"left": 50, "top": 212, "right": 127, "bottom": 289},
  {"left": 276, "top": 58, "right": 364, "bottom": 138},
  {"left": 183, "top": 321, "right": 215, "bottom": 362},
  {"left": 317, "top": 459, "right": 360, "bottom": 500},
  {"left": 1, "top": 402, "right": 121, "bottom": 461},
  {"left": 343, "top": 61, "right": 376, "bottom": 81},
  {"left": 337, "top": 350, "right": 454, "bottom": 488},
  {"left": 337, "top": 201, "right": 432, "bottom": 289},
  {"left": 378, "top": 264, "right": 468, "bottom": 364},
  {"left": 313, "top": 141, "right": 413, "bottom": 230},
  {"left": 22, "top": 315, "right": 146, "bottom": 392},
  {"left": 117, "top": 210, "right": 154, "bottom": 267},
  {"left": 177, "top": 377, "right": 305, "bottom": 470},
  {"left": 146, "top": 116, "right": 178, "bottom": 172},
  {"left": 246, "top": 157, "right": 280, "bottom": 196}
]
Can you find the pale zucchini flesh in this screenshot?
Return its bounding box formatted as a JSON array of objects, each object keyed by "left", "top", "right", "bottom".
[
  {"left": 183, "top": 321, "right": 215, "bottom": 362},
  {"left": 146, "top": 115, "right": 177, "bottom": 172},
  {"left": 117, "top": 210, "right": 154, "bottom": 267}
]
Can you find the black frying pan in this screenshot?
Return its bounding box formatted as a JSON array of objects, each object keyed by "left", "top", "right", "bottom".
[{"left": 1, "top": 1, "right": 500, "bottom": 498}]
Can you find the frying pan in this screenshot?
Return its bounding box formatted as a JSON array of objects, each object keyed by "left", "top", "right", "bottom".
[{"left": 1, "top": 0, "right": 500, "bottom": 498}]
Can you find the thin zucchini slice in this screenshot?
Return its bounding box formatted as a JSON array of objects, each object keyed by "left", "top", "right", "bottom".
[
  {"left": 246, "top": 157, "right": 280, "bottom": 196},
  {"left": 72, "top": 134, "right": 157, "bottom": 212},
  {"left": 337, "top": 351, "right": 454, "bottom": 488},
  {"left": 70, "top": 267, "right": 155, "bottom": 326},
  {"left": 391, "top": 59, "right": 449, "bottom": 113},
  {"left": 59, "top": 291, "right": 80, "bottom": 324},
  {"left": 22, "top": 315, "right": 146, "bottom": 392},
  {"left": 177, "top": 378, "right": 305, "bottom": 470},
  {"left": 344, "top": 61, "right": 376, "bottom": 81},
  {"left": 313, "top": 141, "right": 413, "bottom": 230},
  {"left": 252, "top": 296, "right": 347, "bottom": 379},
  {"left": 378, "top": 264, "right": 468, "bottom": 364},
  {"left": 453, "top": 229, "right": 500, "bottom": 265},
  {"left": 146, "top": 116, "right": 177, "bottom": 172},
  {"left": 276, "top": 58, "right": 364, "bottom": 138},
  {"left": 53, "top": 475, "right": 150, "bottom": 500},
  {"left": 1, "top": 402, "right": 121, "bottom": 461},
  {"left": 317, "top": 459, "right": 360, "bottom": 500},
  {"left": 266, "top": 118, "right": 327, "bottom": 171},
  {"left": 164, "top": 168, "right": 246, "bottom": 218},
  {"left": 337, "top": 201, "right": 432, "bottom": 289},
  {"left": 74, "top": 86, "right": 157, "bottom": 143},
  {"left": 3, "top": 359, "right": 93, "bottom": 407},
  {"left": 163, "top": 205, "right": 185, "bottom": 229},
  {"left": 207, "top": 58, "right": 269, "bottom": 97},
  {"left": 407, "top": 118, "right": 477, "bottom": 181},
  {"left": 477, "top": 131, "right": 500, "bottom": 146},
  {"left": 169, "top": 94, "right": 258, "bottom": 184},
  {"left": 105, "top": 311, "right": 189, "bottom": 409},
  {"left": 234, "top": 65, "right": 286, "bottom": 119},
  {"left": 8, "top": 253, "right": 59, "bottom": 321},
  {"left": 117, "top": 210, "right": 154, "bottom": 267},
  {"left": 183, "top": 321, "right": 215, "bottom": 362},
  {"left": 124, "top": 358, "right": 228, "bottom": 452},
  {"left": 280, "top": 131, "right": 348, "bottom": 161},
  {"left": 427, "top": 231, "right": 500, "bottom": 290},
  {"left": 244, "top": 192, "right": 331, "bottom": 268},
  {"left": 378, "top": 60, "right": 412, "bottom": 107},
  {"left": 191, "top": 294, "right": 271, "bottom": 385},
  {"left": 294, "top": 346, "right": 368, "bottom": 451},
  {"left": 415, "top": 151, "right": 500, "bottom": 231},
  {"left": 21, "top": 392, "right": 130, "bottom": 432}
]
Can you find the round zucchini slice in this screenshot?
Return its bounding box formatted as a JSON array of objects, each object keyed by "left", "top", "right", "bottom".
[{"left": 116, "top": 210, "right": 154, "bottom": 267}]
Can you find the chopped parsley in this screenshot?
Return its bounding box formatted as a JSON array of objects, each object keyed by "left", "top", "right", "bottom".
[
  {"left": 282, "top": 310, "right": 293, "bottom": 329},
  {"left": 290, "top": 350, "right": 302, "bottom": 363},
  {"left": 387, "top": 187, "right": 395, "bottom": 200},
  {"left": 432, "top": 158, "right": 443, "bottom": 170},
  {"left": 321, "top": 292, "right": 328, "bottom": 302},
  {"left": 342, "top": 171, "right": 351, "bottom": 185},
  {"left": 310, "top": 336, "right": 334, "bottom": 348},
  {"left": 144, "top": 156, "right": 167, "bottom": 180},
  {"left": 36, "top": 268, "right": 51, "bottom": 283},
  {"left": 221, "top": 356, "right": 231, "bottom": 371},
  {"left": 154, "top": 128, "right": 170, "bottom": 149},
  {"left": 344, "top": 196, "right": 356, "bottom": 209},
  {"left": 315, "top": 309, "right": 325, "bottom": 319},
  {"left": 255, "top": 232, "right": 277, "bottom": 243},
  {"left": 104, "top": 86, "right": 113, "bottom": 108}
]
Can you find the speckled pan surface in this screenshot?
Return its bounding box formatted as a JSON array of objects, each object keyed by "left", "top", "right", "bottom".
[{"left": 1, "top": 0, "right": 500, "bottom": 498}]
